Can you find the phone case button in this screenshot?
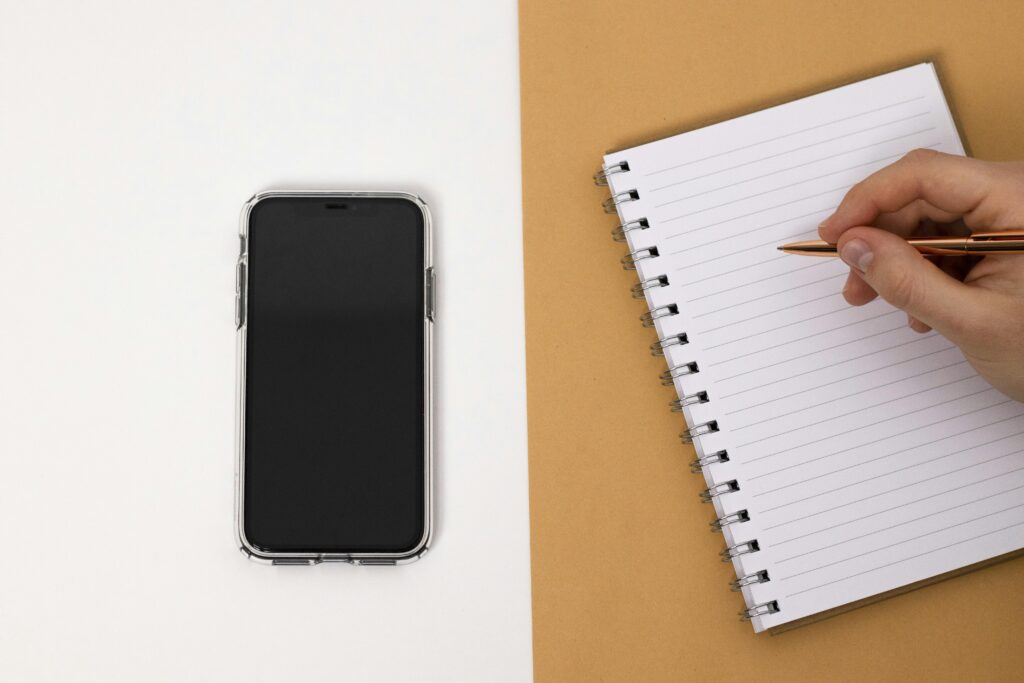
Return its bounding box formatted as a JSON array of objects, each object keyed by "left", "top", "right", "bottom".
[{"left": 425, "top": 267, "right": 435, "bottom": 321}]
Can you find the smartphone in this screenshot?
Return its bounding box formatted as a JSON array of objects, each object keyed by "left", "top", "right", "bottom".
[{"left": 235, "top": 191, "right": 433, "bottom": 564}]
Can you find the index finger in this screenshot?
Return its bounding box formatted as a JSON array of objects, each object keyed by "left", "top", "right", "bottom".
[{"left": 818, "top": 149, "right": 997, "bottom": 243}]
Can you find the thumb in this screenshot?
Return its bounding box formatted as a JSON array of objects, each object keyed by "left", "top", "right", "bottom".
[{"left": 836, "top": 227, "right": 980, "bottom": 344}]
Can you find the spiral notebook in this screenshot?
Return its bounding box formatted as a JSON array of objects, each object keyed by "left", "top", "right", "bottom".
[{"left": 597, "top": 63, "right": 1024, "bottom": 632}]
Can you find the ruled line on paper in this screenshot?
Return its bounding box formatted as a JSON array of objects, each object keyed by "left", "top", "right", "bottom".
[
  {"left": 686, "top": 259, "right": 835, "bottom": 303},
  {"left": 658, "top": 138, "right": 940, "bottom": 241},
  {"left": 775, "top": 496, "right": 1024, "bottom": 565},
  {"left": 652, "top": 144, "right": 927, "bottom": 208},
  {"left": 657, "top": 141, "right": 940, "bottom": 246},
  {"left": 680, "top": 207, "right": 837, "bottom": 254},
  {"left": 672, "top": 229, "right": 818, "bottom": 266},
  {"left": 757, "top": 442, "right": 1023, "bottom": 516},
  {"left": 753, "top": 414, "right": 1023, "bottom": 492},
  {"left": 714, "top": 330, "right": 933, "bottom": 384},
  {"left": 734, "top": 374, "right": 977, "bottom": 443},
  {"left": 714, "top": 326, "right": 908, "bottom": 383},
  {"left": 743, "top": 388, "right": 999, "bottom": 463},
  {"left": 656, "top": 123, "right": 934, "bottom": 219},
  {"left": 705, "top": 308, "right": 898, "bottom": 354},
  {"left": 749, "top": 403, "right": 1018, "bottom": 483},
  {"left": 662, "top": 186, "right": 849, "bottom": 228},
  {"left": 643, "top": 97, "right": 927, "bottom": 177},
  {"left": 741, "top": 385, "right": 987, "bottom": 464},
  {"left": 782, "top": 519, "right": 1024, "bottom": 597},
  {"left": 650, "top": 133, "right": 937, "bottom": 195},
  {"left": 721, "top": 327, "right": 936, "bottom": 405},
  {"left": 711, "top": 313, "right": 903, "bottom": 368},
  {"left": 699, "top": 291, "right": 841, "bottom": 333},
  {"left": 715, "top": 333, "right": 939, "bottom": 390},
  {"left": 674, "top": 253, "right": 789, "bottom": 288},
  {"left": 770, "top": 480, "right": 1024, "bottom": 546},
  {"left": 774, "top": 501, "right": 1024, "bottom": 573},
  {"left": 733, "top": 362, "right": 971, "bottom": 432},
  {"left": 692, "top": 273, "right": 846, "bottom": 319},
  {"left": 659, "top": 136, "right": 937, "bottom": 242},
  {"left": 762, "top": 462, "right": 1024, "bottom": 532}
]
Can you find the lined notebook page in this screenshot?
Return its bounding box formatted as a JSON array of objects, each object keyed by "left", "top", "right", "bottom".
[{"left": 604, "top": 64, "right": 1024, "bottom": 631}]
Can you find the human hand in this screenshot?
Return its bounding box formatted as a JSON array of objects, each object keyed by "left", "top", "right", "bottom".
[{"left": 819, "top": 149, "right": 1024, "bottom": 401}]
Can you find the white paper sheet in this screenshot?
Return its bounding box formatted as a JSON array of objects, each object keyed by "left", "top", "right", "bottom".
[{"left": 604, "top": 63, "right": 1024, "bottom": 631}]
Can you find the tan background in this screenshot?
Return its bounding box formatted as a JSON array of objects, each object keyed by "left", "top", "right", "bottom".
[{"left": 520, "top": 1, "right": 1024, "bottom": 680}]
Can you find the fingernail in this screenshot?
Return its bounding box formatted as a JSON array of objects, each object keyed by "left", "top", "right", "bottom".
[
  {"left": 840, "top": 238, "right": 873, "bottom": 273},
  {"left": 818, "top": 218, "right": 831, "bottom": 230}
]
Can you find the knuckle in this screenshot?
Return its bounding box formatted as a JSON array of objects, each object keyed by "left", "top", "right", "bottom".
[
  {"left": 845, "top": 179, "right": 866, "bottom": 198},
  {"left": 841, "top": 179, "right": 868, "bottom": 206},
  {"left": 883, "top": 268, "right": 919, "bottom": 310},
  {"left": 901, "top": 147, "right": 938, "bottom": 165}
]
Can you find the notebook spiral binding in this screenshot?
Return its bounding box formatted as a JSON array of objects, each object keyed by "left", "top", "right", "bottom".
[
  {"left": 621, "top": 246, "right": 659, "bottom": 270},
  {"left": 721, "top": 539, "right": 760, "bottom": 561},
  {"left": 699, "top": 479, "right": 739, "bottom": 502},
  {"left": 641, "top": 304, "right": 678, "bottom": 328},
  {"left": 689, "top": 449, "right": 729, "bottom": 473},
  {"left": 650, "top": 333, "right": 688, "bottom": 357},
  {"left": 603, "top": 190, "right": 639, "bottom": 213},
  {"left": 670, "top": 391, "right": 709, "bottom": 411},
  {"left": 612, "top": 218, "right": 649, "bottom": 243},
  {"left": 710, "top": 509, "right": 749, "bottom": 531},
  {"left": 731, "top": 570, "right": 770, "bottom": 591},
  {"left": 596, "top": 160, "right": 778, "bottom": 623},
  {"left": 593, "top": 161, "right": 630, "bottom": 186},
  {"left": 680, "top": 420, "right": 718, "bottom": 443},
  {"left": 631, "top": 275, "right": 669, "bottom": 299},
  {"left": 660, "top": 362, "right": 699, "bottom": 385},
  {"left": 742, "top": 601, "right": 780, "bottom": 620}
]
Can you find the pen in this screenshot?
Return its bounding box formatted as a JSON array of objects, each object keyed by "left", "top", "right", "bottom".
[{"left": 778, "top": 230, "right": 1024, "bottom": 256}]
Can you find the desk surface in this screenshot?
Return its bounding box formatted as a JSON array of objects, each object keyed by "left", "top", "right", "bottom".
[
  {"left": 520, "top": 0, "right": 1024, "bottom": 680},
  {"left": 0, "top": 2, "right": 532, "bottom": 681}
]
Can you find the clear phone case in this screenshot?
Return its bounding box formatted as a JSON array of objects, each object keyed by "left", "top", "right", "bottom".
[{"left": 234, "top": 191, "right": 434, "bottom": 565}]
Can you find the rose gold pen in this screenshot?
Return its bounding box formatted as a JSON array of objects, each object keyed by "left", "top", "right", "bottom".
[{"left": 778, "top": 230, "right": 1024, "bottom": 256}]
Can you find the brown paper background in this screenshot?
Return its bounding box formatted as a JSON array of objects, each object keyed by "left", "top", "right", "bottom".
[{"left": 520, "top": 1, "right": 1024, "bottom": 680}]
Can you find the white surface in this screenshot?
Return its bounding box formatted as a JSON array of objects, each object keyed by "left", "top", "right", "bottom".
[
  {"left": 0, "top": 2, "right": 532, "bottom": 680},
  {"left": 605, "top": 63, "right": 1024, "bottom": 632}
]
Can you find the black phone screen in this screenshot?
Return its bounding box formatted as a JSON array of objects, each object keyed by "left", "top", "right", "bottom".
[{"left": 242, "top": 195, "right": 426, "bottom": 554}]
